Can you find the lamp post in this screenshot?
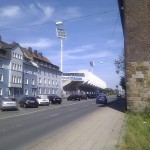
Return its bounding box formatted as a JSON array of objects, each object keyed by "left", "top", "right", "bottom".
[
  {"left": 55, "top": 21, "right": 67, "bottom": 72},
  {"left": 90, "top": 61, "right": 103, "bottom": 74}
]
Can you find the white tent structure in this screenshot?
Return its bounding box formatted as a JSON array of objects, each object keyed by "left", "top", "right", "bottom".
[{"left": 62, "top": 70, "right": 107, "bottom": 95}]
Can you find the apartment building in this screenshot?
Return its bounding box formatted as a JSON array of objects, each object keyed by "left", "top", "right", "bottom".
[{"left": 0, "top": 37, "right": 62, "bottom": 98}]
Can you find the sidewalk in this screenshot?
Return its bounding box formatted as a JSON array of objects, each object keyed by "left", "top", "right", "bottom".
[{"left": 29, "top": 98, "right": 126, "bottom": 150}]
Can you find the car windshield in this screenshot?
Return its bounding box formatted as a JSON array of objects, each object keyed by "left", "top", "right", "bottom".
[
  {"left": 98, "top": 94, "right": 105, "bottom": 97},
  {"left": 28, "top": 97, "right": 36, "bottom": 100},
  {"left": 1, "top": 97, "right": 12, "bottom": 101}
]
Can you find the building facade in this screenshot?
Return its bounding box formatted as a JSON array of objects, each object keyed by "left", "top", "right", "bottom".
[{"left": 0, "top": 38, "right": 62, "bottom": 98}]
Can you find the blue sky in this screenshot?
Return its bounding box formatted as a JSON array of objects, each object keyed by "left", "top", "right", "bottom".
[{"left": 0, "top": 0, "right": 124, "bottom": 89}]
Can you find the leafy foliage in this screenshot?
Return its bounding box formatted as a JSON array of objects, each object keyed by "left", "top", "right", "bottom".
[{"left": 114, "top": 50, "right": 126, "bottom": 89}]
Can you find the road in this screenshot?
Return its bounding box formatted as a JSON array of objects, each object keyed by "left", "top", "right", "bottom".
[{"left": 0, "top": 96, "right": 124, "bottom": 150}]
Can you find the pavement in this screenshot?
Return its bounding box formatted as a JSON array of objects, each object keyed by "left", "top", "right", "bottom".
[{"left": 28, "top": 97, "right": 126, "bottom": 150}]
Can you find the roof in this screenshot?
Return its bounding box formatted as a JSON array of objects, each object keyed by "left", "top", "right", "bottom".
[
  {"left": 22, "top": 47, "right": 51, "bottom": 64},
  {"left": 0, "top": 41, "right": 18, "bottom": 50}
]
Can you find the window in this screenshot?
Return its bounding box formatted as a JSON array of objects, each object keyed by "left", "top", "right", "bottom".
[
  {"left": 14, "top": 64, "right": 17, "bottom": 70},
  {"left": 13, "top": 52, "right": 15, "bottom": 58},
  {"left": 15, "top": 53, "right": 17, "bottom": 58},
  {"left": 48, "top": 88, "right": 51, "bottom": 94},
  {"left": 12, "top": 63, "right": 14, "bottom": 70},
  {"left": 14, "top": 76, "right": 16, "bottom": 83},
  {"left": 52, "top": 80, "right": 55, "bottom": 85},
  {"left": 20, "top": 55, "right": 22, "bottom": 60},
  {"left": 17, "top": 77, "right": 20, "bottom": 83},
  {"left": 56, "top": 81, "right": 58, "bottom": 86},
  {"left": 0, "top": 88, "right": 2, "bottom": 95},
  {"left": 39, "top": 87, "right": 41, "bottom": 94},
  {"left": 25, "top": 89, "right": 28, "bottom": 95},
  {"left": 44, "top": 78, "right": 46, "bottom": 84},
  {"left": 32, "top": 79, "right": 35, "bottom": 85},
  {"left": 48, "top": 79, "right": 51, "bottom": 85},
  {"left": 32, "top": 89, "right": 35, "bottom": 96},
  {"left": 38, "top": 69, "right": 41, "bottom": 74},
  {"left": 19, "top": 77, "right": 22, "bottom": 84},
  {"left": 52, "top": 89, "right": 55, "bottom": 94},
  {"left": 25, "top": 78, "right": 28, "bottom": 84},
  {"left": 39, "top": 78, "right": 41, "bottom": 84},
  {"left": 20, "top": 65, "right": 22, "bottom": 71},
  {"left": 44, "top": 88, "right": 46, "bottom": 94},
  {"left": 17, "top": 64, "right": 20, "bottom": 71},
  {"left": 0, "top": 74, "right": 3, "bottom": 82}
]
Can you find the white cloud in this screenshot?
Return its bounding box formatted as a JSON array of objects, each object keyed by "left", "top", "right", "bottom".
[
  {"left": 0, "top": 6, "right": 21, "bottom": 18},
  {"left": 20, "top": 38, "right": 56, "bottom": 49},
  {"left": 64, "top": 51, "right": 111, "bottom": 60},
  {"left": 56, "top": 7, "right": 81, "bottom": 20},
  {"left": 65, "top": 44, "right": 95, "bottom": 54},
  {"left": 65, "top": 7, "right": 81, "bottom": 18},
  {"left": 63, "top": 44, "right": 111, "bottom": 60},
  {"left": 37, "top": 3, "right": 54, "bottom": 18}
]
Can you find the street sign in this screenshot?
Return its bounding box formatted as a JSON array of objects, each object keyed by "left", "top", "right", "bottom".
[{"left": 56, "top": 28, "right": 67, "bottom": 39}]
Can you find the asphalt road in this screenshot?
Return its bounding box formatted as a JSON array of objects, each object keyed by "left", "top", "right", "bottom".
[{"left": 0, "top": 96, "right": 116, "bottom": 150}]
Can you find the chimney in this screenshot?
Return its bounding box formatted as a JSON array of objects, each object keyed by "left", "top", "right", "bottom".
[
  {"left": 28, "top": 47, "right": 32, "bottom": 53},
  {"left": 39, "top": 52, "right": 43, "bottom": 57},
  {"left": 34, "top": 50, "right": 38, "bottom": 55}
]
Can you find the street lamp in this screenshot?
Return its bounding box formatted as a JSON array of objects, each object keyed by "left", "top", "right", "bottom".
[
  {"left": 90, "top": 61, "right": 103, "bottom": 74},
  {"left": 55, "top": 21, "right": 67, "bottom": 72}
]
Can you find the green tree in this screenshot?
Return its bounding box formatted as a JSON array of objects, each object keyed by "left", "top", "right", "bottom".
[{"left": 114, "top": 50, "right": 126, "bottom": 89}]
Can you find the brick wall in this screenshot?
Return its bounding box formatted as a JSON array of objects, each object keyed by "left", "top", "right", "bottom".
[{"left": 124, "top": 0, "right": 150, "bottom": 112}]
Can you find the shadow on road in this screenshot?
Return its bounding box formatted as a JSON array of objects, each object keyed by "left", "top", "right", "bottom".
[{"left": 98, "top": 97, "right": 126, "bottom": 113}]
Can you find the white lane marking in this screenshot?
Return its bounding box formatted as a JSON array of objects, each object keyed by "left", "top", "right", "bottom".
[
  {"left": 68, "top": 108, "right": 78, "bottom": 112},
  {"left": 45, "top": 113, "right": 59, "bottom": 119},
  {"left": 0, "top": 99, "right": 95, "bottom": 120}
]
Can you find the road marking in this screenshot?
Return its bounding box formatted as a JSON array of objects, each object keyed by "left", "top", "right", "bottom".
[
  {"left": 45, "top": 113, "right": 59, "bottom": 119},
  {"left": 0, "top": 99, "right": 95, "bottom": 120},
  {"left": 68, "top": 108, "right": 78, "bottom": 112}
]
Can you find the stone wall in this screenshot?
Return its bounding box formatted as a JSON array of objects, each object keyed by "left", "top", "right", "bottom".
[
  {"left": 126, "top": 62, "right": 150, "bottom": 112},
  {"left": 124, "top": 0, "right": 150, "bottom": 112}
]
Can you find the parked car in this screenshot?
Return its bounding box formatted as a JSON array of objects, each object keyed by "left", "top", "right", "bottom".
[
  {"left": 67, "top": 95, "right": 81, "bottom": 101},
  {"left": 80, "top": 94, "right": 88, "bottom": 100},
  {"left": 36, "top": 95, "right": 49, "bottom": 106},
  {"left": 117, "top": 94, "right": 122, "bottom": 98},
  {"left": 86, "top": 94, "right": 96, "bottom": 99},
  {"left": 47, "top": 95, "right": 62, "bottom": 104},
  {"left": 96, "top": 93, "right": 107, "bottom": 105},
  {"left": 19, "top": 97, "right": 38, "bottom": 108},
  {"left": 0, "top": 97, "right": 18, "bottom": 111}
]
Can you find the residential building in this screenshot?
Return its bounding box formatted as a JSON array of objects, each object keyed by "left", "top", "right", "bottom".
[
  {"left": 0, "top": 37, "right": 62, "bottom": 98},
  {"left": 0, "top": 38, "right": 23, "bottom": 98}
]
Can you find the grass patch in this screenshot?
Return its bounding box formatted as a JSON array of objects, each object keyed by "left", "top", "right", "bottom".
[{"left": 121, "top": 111, "right": 150, "bottom": 150}]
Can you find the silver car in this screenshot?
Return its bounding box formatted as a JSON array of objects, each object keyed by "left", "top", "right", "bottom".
[{"left": 0, "top": 97, "right": 18, "bottom": 111}]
